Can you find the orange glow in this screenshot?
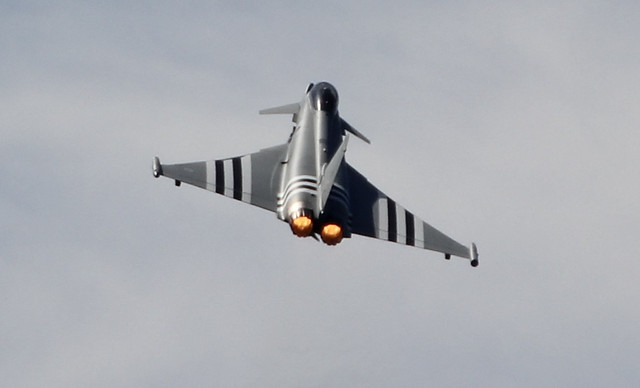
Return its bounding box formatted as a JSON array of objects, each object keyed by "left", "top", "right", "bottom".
[
  {"left": 290, "top": 216, "right": 314, "bottom": 237},
  {"left": 321, "top": 223, "right": 343, "bottom": 245}
]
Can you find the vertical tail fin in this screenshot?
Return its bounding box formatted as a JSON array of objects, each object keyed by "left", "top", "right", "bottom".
[{"left": 318, "top": 135, "right": 349, "bottom": 211}]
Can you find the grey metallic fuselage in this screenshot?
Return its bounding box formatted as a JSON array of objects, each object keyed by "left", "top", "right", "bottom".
[{"left": 276, "top": 83, "right": 350, "bottom": 235}]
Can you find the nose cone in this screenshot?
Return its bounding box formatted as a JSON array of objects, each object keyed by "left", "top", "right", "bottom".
[{"left": 309, "top": 82, "right": 339, "bottom": 112}]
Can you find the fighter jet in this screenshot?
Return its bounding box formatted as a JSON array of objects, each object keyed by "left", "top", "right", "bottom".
[{"left": 153, "top": 82, "right": 479, "bottom": 267}]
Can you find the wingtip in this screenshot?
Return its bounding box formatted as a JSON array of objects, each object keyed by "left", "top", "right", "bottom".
[
  {"left": 152, "top": 156, "right": 163, "bottom": 178},
  {"left": 470, "top": 243, "right": 479, "bottom": 267}
]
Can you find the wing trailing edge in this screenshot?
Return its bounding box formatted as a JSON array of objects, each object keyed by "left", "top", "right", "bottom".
[
  {"left": 345, "top": 163, "right": 478, "bottom": 266},
  {"left": 151, "top": 144, "right": 288, "bottom": 213}
]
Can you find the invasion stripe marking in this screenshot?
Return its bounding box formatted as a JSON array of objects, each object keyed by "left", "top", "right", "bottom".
[
  {"left": 405, "top": 210, "right": 415, "bottom": 246},
  {"left": 277, "top": 185, "right": 318, "bottom": 206},
  {"left": 376, "top": 197, "right": 388, "bottom": 240},
  {"left": 215, "top": 160, "right": 224, "bottom": 194},
  {"left": 285, "top": 175, "right": 317, "bottom": 183},
  {"left": 232, "top": 157, "right": 242, "bottom": 200},
  {"left": 206, "top": 160, "right": 215, "bottom": 190},
  {"left": 387, "top": 198, "right": 397, "bottom": 242},
  {"left": 328, "top": 186, "right": 349, "bottom": 203},
  {"left": 283, "top": 177, "right": 317, "bottom": 191},
  {"left": 241, "top": 156, "right": 252, "bottom": 203},
  {"left": 396, "top": 204, "right": 406, "bottom": 245},
  {"left": 282, "top": 180, "right": 318, "bottom": 194},
  {"left": 414, "top": 217, "right": 424, "bottom": 248},
  {"left": 223, "top": 159, "right": 234, "bottom": 197},
  {"left": 327, "top": 193, "right": 350, "bottom": 210}
]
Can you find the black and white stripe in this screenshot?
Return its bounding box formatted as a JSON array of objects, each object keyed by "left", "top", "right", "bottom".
[
  {"left": 326, "top": 183, "right": 352, "bottom": 230},
  {"left": 375, "top": 197, "right": 426, "bottom": 248},
  {"left": 327, "top": 183, "right": 350, "bottom": 211},
  {"left": 276, "top": 175, "right": 318, "bottom": 212},
  {"left": 205, "top": 156, "right": 252, "bottom": 203}
]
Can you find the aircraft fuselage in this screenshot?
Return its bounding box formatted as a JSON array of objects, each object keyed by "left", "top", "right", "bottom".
[{"left": 276, "top": 82, "right": 350, "bottom": 244}]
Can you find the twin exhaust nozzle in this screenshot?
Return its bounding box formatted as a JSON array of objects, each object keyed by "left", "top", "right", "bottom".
[{"left": 289, "top": 210, "right": 343, "bottom": 246}]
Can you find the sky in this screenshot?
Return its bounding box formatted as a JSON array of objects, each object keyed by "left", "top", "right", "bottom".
[{"left": 2, "top": 1, "right": 639, "bottom": 387}]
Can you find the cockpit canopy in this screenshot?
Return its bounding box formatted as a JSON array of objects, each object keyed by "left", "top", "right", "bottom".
[{"left": 309, "top": 82, "right": 339, "bottom": 112}]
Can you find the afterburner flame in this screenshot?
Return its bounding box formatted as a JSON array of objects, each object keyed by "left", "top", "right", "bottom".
[
  {"left": 321, "top": 223, "right": 343, "bottom": 245},
  {"left": 290, "top": 216, "right": 314, "bottom": 237}
]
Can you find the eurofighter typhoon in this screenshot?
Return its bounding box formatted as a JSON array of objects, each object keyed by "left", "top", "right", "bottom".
[{"left": 153, "top": 82, "right": 479, "bottom": 267}]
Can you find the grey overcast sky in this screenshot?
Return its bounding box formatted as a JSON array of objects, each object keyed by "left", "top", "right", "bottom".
[{"left": 2, "top": 1, "right": 639, "bottom": 387}]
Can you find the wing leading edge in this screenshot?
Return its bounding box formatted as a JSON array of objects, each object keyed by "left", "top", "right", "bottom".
[
  {"left": 346, "top": 164, "right": 479, "bottom": 266},
  {"left": 153, "top": 144, "right": 288, "bottom": 212}
]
